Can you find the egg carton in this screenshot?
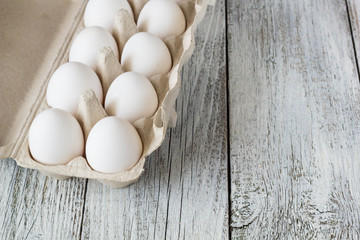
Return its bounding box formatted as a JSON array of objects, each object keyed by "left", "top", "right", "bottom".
[{"left": 0, "top": 0, "right": 212, "bottom": 188}]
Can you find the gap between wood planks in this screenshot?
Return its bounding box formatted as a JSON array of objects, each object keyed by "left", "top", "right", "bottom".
[
  {"left": 224, "top": 0, "right": 232, "bottom": 239},
  {"left": 78, "top": 179, "right": 88, "bottom": 240},
  {"left": 345, "top": 0, "right": 360, "bottom": 81}
]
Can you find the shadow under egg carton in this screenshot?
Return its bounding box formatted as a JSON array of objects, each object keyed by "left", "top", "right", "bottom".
[{"left": 4, "top": 0, "right": 212, "bottom": 188}]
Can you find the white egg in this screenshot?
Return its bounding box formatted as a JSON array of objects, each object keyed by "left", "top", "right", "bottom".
[
  {"left": 137, "top": 0, "right": 186, "bottom": 39},
  {"left": 105, "top": 72, "right": 158, "bottom": 122},
  {"left": 84, "top": 0, "right": 134, "bottom": 32},
  {"left": 29, "top": 108, "right": 84, "bottom": 165},
  {"left": 47, "top": 62, "right": 103, "bottom": 115},
  {"left": 86, "top": 117, "right": 143, "bottom": 173},
  {"left": 69, "top": 27, "right": 119, "bottom": 70},
  {"left": 121, "top": 32, "right": 172, "bottom": 78}
]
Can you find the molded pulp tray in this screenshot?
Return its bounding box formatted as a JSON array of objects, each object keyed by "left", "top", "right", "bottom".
[{"left": 0, "top": 0, "right": 212, "bottom": 188}]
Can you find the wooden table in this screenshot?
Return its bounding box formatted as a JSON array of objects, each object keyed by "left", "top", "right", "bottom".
[{"left": 1, "top": 0, "right": 360, "bottom": 239}]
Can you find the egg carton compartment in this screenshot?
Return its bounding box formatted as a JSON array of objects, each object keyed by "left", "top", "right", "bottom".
[{"left": 0, "top": 0, "right": 212, "bottom": 188}]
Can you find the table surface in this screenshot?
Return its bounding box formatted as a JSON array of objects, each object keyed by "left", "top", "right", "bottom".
[{"left": 2, "top": 0, "right": 360, "bottom": 239}]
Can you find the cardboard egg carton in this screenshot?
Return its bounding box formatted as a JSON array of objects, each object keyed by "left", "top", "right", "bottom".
[{"left": 0, "top": 0, "right": 212, "bottom": 188}]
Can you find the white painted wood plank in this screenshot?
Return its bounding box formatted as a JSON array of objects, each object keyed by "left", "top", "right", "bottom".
[
  {"left": 0, "top": 159, "right": 87, "bottom": 239},
  {"left": 228, "top": 0, "right": 360, "bottom": 239},
  {"left": 347, "top": 0, "right": 360, "bottom": 68},
  {"left": 80, "top": 1, "right": 229, "bottom": 239}
]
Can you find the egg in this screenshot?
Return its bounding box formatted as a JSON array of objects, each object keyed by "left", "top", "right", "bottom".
[
  {"left": 47, "top": 62, "right": 103, "bottom": 115},
  {"left": 121, "top": 32, "right": 172, "bottom": 78},
  {"left": 105, "top": 72, "right": 158, "bottom": 122},
  {"left": 86, "top": 117, "right": 143, "bottom": 173},
  {"left": 84, "top": 0, "right": 134, "bottom": 32},
  {"left": 69, "top": 27, "right": 119, "bottom": 70},
  {"left": 137, "top": 0, "right": 186, "bottom": 39},
  {"left": 29, "top": 108, "right": 84, "bottom": 165}
]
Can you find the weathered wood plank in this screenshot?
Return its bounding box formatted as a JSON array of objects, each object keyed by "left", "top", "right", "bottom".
[
  {"left": 228, "top": 0, "right": 360, "bottom": 239},
  {"left": 80, "top": 1, "right": 228, "bottom": 239},
  {"left": 0, "top": 159, "right": 87, "bottom": 239},
  {"left": 347, "top": 0, "right": 360, "bottom": 71}
]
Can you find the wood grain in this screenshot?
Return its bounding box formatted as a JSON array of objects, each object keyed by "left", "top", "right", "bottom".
[
  {"left": 347, "top": 0, "right": 360, "bottom": 71},
  {"left": 80, "top": 0, "right": 228, "bottom": 239},
  {"left": 228, "top": 0, "right": 360, "bottom": 239},
  {"left": 4, "top": 0, "right": 360, "bottom": 238},
  {"left": 0, "top": 159, "right": 87, "bottom": 239}
]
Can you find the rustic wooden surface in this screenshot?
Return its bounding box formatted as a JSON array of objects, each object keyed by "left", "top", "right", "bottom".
[
  {"left": 2, "top": 0, "right": 360, "bottom": 239},
  {"left": 228, "top": 0, "right": 360, "bottom": 239}
]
